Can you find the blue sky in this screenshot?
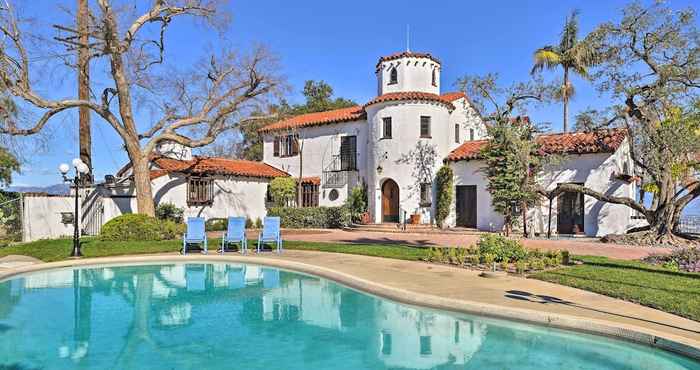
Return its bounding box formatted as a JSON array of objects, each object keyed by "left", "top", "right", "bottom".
[{"left": 8, "top": 0, "right": 699, "bottom": 214}]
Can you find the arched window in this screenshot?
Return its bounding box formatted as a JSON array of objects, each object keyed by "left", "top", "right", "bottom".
[
  {"left": 431, "top": 68, "right": 437, "bottom": 86},
  {"left": 389, "top": 67, "right": 398, "bottom": 85}
]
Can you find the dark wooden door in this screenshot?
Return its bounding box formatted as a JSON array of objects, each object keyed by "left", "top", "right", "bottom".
[
  {"left": 456, "top": 185, "right": 477, "bottom": 228},
  {"left": 382, "top": 179, "right": 399, "bottom": 223},
  {"left": 340, "top": 136, "right": 357, "bottom": 170},
  {"left": 557, "top": 190, "right": 584, "bottom": 234}
]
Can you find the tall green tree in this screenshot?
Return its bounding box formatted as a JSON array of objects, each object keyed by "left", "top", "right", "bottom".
[
  {"left": 287, "top": 80, "right": 356, "bottom": 115},
  {"left": 548, "top": 2, "right": 699, "bottom": 245},
  {"left": 531, "top": 10, "right": 599, "bottom": 132}
]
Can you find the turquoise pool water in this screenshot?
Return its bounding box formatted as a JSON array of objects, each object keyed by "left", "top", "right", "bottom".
[{"left": 0, "top": 263, "right": 697, "bottom": 370}]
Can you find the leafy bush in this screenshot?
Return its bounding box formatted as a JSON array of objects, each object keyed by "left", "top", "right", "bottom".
[
  {"left": 245, "top": 217, "right": 253, "bottom": 229},
  {"left": 529, "top": 258, "right": 546, "bottom": 271},
  {"left": 476, "top": 234, "right": 527, "bottom": 262},
  {"left": 155, "top": 203, "right": 184, "bottom": 223},
  {"left": 255, "top": 218, "right": 263, "bottom": 229},
  {"left": 206, "top": 218, "right": 227, "bottom": 232},
  {"left": 515, "top": 260, "right": 528, "bottom": 274},
  {"left": 100, "top": 214, "right": 168, "bottom": 241},
  {"left": 267, "top": 206, "right": 351, "bottom": 229},
  {"left": 345, "top": 184, "right": 368, "bottom": 223},
  {"left": 482, "top": 253, "right": 496, "bottom": 267},
  {"left": 160, "top": 220, "right": 186, "bottom": 240},
  {"left": 269, "top": 177, "right": 297, "bottom": 207},
  {"left": 644, "top": 247, "right": 700, "bottom": 273},
  {"left": 434, "top": 166, "right": 454, "bottom": 228}
]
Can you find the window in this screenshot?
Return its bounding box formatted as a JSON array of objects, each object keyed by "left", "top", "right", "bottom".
[
  {"left": 420, "top": 116, "right": 431, "bottom": 138},
  {"left": 420, "top": 183, "right": 432, "bottom": 206},
  {"left": 431, "top": 68, "right": 437, "bottom": 86},
  {"left": 419, "top": 336, "right": 432, "bottom": 356},
  {"left": 301, "top": 183, "right": 319, "bottom": 207},
  {"left": 469, "top": 128, "right": 475, "bottom": 141},
  {"left": 187, "top": 177, "right": 213, "bottom": 205},
  {"left": 382, "top": 117, "right": 392, "bottom": 139},
  {"left": 381, "top": 332, "right": 392, "bottom": 355},
  {"left": 340, "top": 135, "right": 357, "bottom": 171},
  {"left": 277, "top": 134, "right": 299, "bottom": 157},
  {"left": 266, "top": 185, "right": 273, "bottom": 203},
  {"left": 389, "top": 67, "right": 398, "bottom": 85},
  {"left": 454, "top": 124, "right": 460, "bottom": 143}
]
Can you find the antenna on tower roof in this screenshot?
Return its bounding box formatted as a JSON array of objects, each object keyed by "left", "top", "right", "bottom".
[{"left": 406, "top": 24, "right": 410, "bottom": 52}]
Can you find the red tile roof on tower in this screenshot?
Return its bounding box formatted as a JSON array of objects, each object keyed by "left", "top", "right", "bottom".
[
  {"left": 376, "top": 51, "right": 441, "bottom": 69},
  {"left": 363, "top": 91, "right": 456, "bottom": 110},
  {"left": 446, "top": 129, "right": 628, "bottom": 162},
  {"left": 258, "top": 106, "right": 365, "bottom": 134},
  {"left": 150, "top": 156, "right": 289, "bottom": 179}
]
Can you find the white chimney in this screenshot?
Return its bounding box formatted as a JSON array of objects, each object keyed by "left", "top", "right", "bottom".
[{"left": 156, "top": 141, "right": 193, "bottom": 160}]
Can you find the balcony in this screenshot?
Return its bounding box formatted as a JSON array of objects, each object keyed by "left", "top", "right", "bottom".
[{"left": 322, "top": 153, "right": 357, "bottom": 188}]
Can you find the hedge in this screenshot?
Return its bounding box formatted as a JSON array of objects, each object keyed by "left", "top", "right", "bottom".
[
  {"left": 100, "top": 214, "right": 185, "bottom": 241},
  {"left": 267, "top": 206, "right": 351, "bottom": 229}
]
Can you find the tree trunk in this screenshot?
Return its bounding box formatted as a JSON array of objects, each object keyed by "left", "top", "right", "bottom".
[
  {"left": 562, "top": 67, "right": 569, "bottom": 133},
  {"left": 131, "top": 154, "right": 156, "bottom": 216},
  {"left": 77, "top": 0, "right": 92, "bottom": 183}
]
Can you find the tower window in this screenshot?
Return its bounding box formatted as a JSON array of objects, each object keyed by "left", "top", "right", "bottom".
[
  {"left": 420, "top": 116, "right": 431, "bottom": 138},
  {"left": 469, "top": 128, "right": 475, "bottom": 141},
  {"left": 455, "top": 124, "right": 460, "bottom": 143},
  {"left": 431, "top": 69, "right": 437, "bottom": 86},
  {"left": 389, "top": 67, "right": 398, "bottom": 85},
  {"left": 382, "top": 117, "right": 392, "bottom": 139},
  {"left": 420, "top": 183, "right": 432, "bottom": 207}
]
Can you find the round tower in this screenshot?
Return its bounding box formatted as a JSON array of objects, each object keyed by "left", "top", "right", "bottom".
[{"left": 376, "top": 51, "right": 441, "bottom": 95}]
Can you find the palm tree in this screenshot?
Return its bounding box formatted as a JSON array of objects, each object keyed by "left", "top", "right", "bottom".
[{"left": 531, "top": 10, "right": 598, "bottom": 132}]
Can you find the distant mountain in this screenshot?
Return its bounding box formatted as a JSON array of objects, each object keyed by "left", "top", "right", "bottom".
[{"left": 5, "top": 183, "right": 70, "bottom": 195}]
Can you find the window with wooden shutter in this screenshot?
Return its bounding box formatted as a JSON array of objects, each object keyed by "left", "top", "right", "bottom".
[
  {"left": 187, "top": 177, "right": 214, "bottom": 206},
  {"left": 454, "top": 124, "right": 460, "bottom": 143},
  {"left": 291, "top": 134, "right": 299, "bottom": 155},
  {"left": 420, "top": 116, "right": 431, "bottom": 138},
  {"left": 301, "top": 183, "right": 319, "bottom": 207},
  {"left": 340, "top": 135, "right": 357, "bottom": 171},
  {"left": 382, "top": 117, "right": 392, "bottom": 139},
  {"left": 273, "top": 137, "right": 280, "bottom": 157}
]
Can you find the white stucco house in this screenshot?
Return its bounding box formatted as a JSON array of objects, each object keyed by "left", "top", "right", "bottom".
[{"left": 21, "top": 50, "right": 639, "bottom": 241}]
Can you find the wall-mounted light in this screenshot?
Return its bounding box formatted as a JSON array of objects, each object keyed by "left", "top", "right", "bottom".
[{"left": 376, "top": 165, "right": 383, "bottom": 175}]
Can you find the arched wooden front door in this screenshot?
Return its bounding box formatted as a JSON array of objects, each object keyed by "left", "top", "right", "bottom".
[{"left": 382, "top": 179, "right": 400, "bottom": 223}]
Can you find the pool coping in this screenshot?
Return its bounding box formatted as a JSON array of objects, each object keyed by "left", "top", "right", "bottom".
[{"left": 1, "top": 253, "right": 699, "bottom": 361}]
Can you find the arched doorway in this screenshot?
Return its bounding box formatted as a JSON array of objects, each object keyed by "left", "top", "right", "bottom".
[{"left": 382, "top": 179, "right": 400, "bottom": 223}]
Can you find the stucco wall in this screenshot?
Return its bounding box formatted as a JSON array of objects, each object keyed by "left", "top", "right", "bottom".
[
  {"left": 22, "top": 195, "right": 74, "bottom": 242},
  {"left": 447, "top": 142, "right": 637, "bottom": 237},
  {"left": 377, "top": 57, "right": 440, "bottom": 95},
  {"left": 448, "top": 98, "right": 487, "bottom": 152},
  {"left": 366, "top": 101, "right": 452, "bottom": 223}
]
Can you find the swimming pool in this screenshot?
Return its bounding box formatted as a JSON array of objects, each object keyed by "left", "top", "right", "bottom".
[{"left": 0, "top": 262, "right": 697, "bottom": 369}]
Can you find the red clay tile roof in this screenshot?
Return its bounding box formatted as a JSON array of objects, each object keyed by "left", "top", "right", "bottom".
[
  {"left": 258, "top": 106, "right": 365, "bottom": 134},
  {"left": 441, "top": 92, "right": 466, "bottom": 102},
  {"left": 300, "top": 176, "right": 321, "bottom": 185},
  {"left": 376, "top": 51, "right": 441, "bottom": 68},
  {"left": 364, "top": 91, "right": 455, "bottom": 110},
  {"left": 150, "top": 156, "right": 289, "bottom": 179},
  {"left": 446, "top": 129, "right": 628, "bottom": 162}
]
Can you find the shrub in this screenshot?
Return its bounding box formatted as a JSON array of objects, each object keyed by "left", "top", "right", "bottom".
[
  {"left": 643, "top": 247, "right": 700, "bottom": 273},
  {"left": 269, "top": 177, "right": 297, "bottom": 207},
  {"left": 482, "top": 253, "right": 496, "bottom": 268},
  {"left": 245, "top": 217, "right": 253, "bottom": 229},
  {"left": 160, "top": 220, "right": 186, "bottom": 240},
  {"left": 515, "top": 260, "right": 528, "bottom": 274},
  {"left": 255, "top": 217, "right": 263, "bottom": 229},
  {"left": 267, "top": 206, "right": 351, "bottom": 229},
  {"left": 434, "top": 166, "right": 454, "bottom": 228},
  {"left": 529, "top": 258, "right": 546, "bottom": 271},
  {"left": 345, "top": 184, "right": 368, "bottom": 223},
  {"left": 205, "top": 218, "right": 227, "bottom": 232},
  {"left": 466, "top": 254, "right": 480, "bottom": 266},
  {"left": 155, "top": 203, "right": 184, "bottom": 223},
  {"left": 100, "top": 214, "right": 163, "bottom": 241},
  {"left": 426, "top": 247, "right": 448, "bottom": 263},
  {"left": 561, "top": 250, "right": 571, "bottom": 265},
  {"left": 476, "top": 234, "right": 527, "bottom": 262},
  {"left": 500, "top": 260, "right": 510, "bottom": 272}
]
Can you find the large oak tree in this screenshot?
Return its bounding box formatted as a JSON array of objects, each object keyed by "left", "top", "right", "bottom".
[{"left": 0, "top": 0, "right": 281, "bottom": 216}]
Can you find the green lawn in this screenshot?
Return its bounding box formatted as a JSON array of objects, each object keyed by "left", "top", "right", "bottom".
[
  {"left": 0, "top": 237, "right": 429, "bottom": 263},
  {"left": 2, "top": 238, "right": 698, "bottom": 321},
  {"left": 532, "top": 256, "right": 700, "bottom": 322}
]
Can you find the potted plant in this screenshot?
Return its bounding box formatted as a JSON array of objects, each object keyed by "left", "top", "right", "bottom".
[{"left": 410, "top": 213, "right": 421, "bottom": 224}]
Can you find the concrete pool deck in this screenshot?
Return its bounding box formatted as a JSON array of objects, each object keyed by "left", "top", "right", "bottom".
[{"left": 0, "top": 250, "right": 698, "bottom": 360}]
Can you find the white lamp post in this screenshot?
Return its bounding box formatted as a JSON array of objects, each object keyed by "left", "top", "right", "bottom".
[{"left": 59, "top": 158, "right": 90, "bottom": 257}]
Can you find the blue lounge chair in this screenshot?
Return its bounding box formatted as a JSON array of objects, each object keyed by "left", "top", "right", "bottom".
[
  {"left": 257, "top": 216, "right": 282, "bottom": 253},
  {"left": 220, "top": 216, "right": 247, "bottom": 254},
  {"left": 182, "top": 217, "right": 207, "bottom": 255}
]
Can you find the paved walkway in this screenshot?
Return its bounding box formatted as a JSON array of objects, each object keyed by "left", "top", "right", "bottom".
[
  {"left": 279, "top": 229, "right": 670, "bottom": 260},
  {"left": 0, "top": 251, "right": 698, "bottom": 357}
]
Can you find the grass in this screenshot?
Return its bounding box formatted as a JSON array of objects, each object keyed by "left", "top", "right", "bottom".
[
  {"left": 2, "top": 238, "right": 698, "bottom": 321},
  {"left": 532, "top": 255, "right": 700, "bottom": 322},
  {"left": 0, "top": 237, "right": 429, "bottom": 263}
]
